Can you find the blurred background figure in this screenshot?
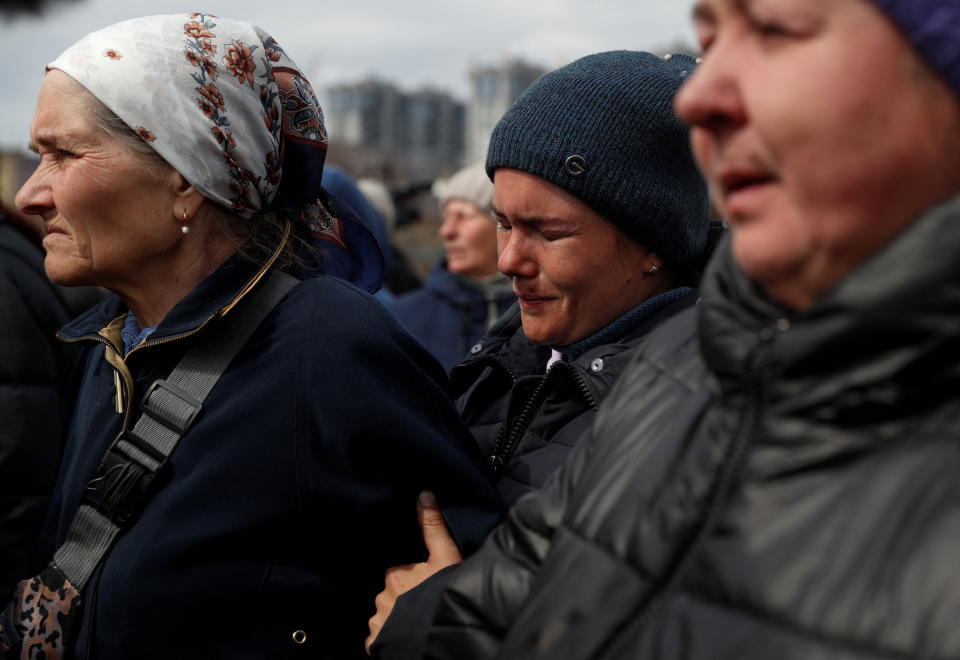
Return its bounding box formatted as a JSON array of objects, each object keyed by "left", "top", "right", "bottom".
[
  {"left": 321, "top": 165, "right": 399, "bottom": 304},
  {"left": 387, "top": 162, "right": 514, "bottom": 371},
  {"left": 0, "top": 0, "right": 83, "bottom": 19},
  {"left": 357, "top": 178, "right": 423, "bottom": 298},
  {"left": 0, "top": 204, "right": 101, "bottom": 600},
  {"left": 0, "top": 0, "right": 102, "bottom": 608}
]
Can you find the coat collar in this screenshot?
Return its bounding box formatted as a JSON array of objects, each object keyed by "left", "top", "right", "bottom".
[
  {"left": 423, "top": 261, "right": 514, "bottom": 307},
  {"left": 451, "top": 289, "right": 697, "bottom": 395},
  {"left": 700, "top": 191, "right": 960, "bottom": 408},
  {"left": 58, "top": 255, "right": 268, "bottom": 345}
]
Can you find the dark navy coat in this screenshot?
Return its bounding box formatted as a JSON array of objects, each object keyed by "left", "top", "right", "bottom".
[
  {"left": 42, "top": 256, "right": 504, "bottom": 659},
  {"left": 387, "top": 262, "right": 515, "bottom": 372}
]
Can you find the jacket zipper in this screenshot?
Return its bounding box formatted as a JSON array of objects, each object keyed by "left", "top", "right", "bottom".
[
  {"left": 57, "top": 321, "right": 215, "bottom": 431},
  {"left": 488, "top": 361, "right": 598, "bottom": 473},
  {"left": 453, "top": 354, "right": 518, "bottom": 393},
  {"left": 57, "top": 333, "right": 135, "bottom": 428}
]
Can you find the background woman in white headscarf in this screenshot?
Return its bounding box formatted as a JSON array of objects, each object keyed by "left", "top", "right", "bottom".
[
  {"left": 388, "top": 161, "right": 515, "bottom": 371},
  {"left": 9, "top": 13, "right": 502, "bottom": 659}
]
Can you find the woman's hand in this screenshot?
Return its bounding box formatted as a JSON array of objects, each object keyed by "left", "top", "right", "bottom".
[{"left": 365, "top": 491, "right": 463, "bottom": 655}]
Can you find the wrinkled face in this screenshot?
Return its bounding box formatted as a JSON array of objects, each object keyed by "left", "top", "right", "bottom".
[
  {"left": 15, "top": 70, "right": 180, "bottom": 289},
  {"left": 493, "top": 169, "right": 658, "bottom": 347},
  {"left": 676, "top": 0, "right": 960, "bottom": 309},
  {"left": 439, "top": 198, "right": 499, "bottom": 278}
]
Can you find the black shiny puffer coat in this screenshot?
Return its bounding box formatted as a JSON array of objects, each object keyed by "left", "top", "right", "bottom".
[{"left": 426, "top": 195, "right": 960, "bottom": 660}]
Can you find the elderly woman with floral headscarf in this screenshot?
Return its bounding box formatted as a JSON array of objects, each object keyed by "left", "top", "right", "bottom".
[{"left": 7, "top": 13, "right": 502, "bottom": 660}]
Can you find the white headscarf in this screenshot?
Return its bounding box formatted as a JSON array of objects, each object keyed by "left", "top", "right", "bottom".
[
  {"left": 49, "top": 13, "right": 384, "bottom": 290},
  {"left": 431, "top": 161, "right": 494, "bottom": 213}
]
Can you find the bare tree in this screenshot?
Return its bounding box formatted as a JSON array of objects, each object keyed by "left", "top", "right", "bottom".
[{"left": 0, "top": 0, "right": 85, "bottom": 20}]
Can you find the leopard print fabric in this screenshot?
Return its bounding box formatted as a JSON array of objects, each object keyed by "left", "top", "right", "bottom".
[{"left": 0, "top": 565, "right": 82, "bottom": 660}]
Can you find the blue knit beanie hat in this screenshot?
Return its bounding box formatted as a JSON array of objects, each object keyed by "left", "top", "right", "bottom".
[
  {"left": 872, "top": 0, "right": 960, "bottom": 97},
  {"left": 485, "top": 50, "right": 710, "bottom": 266}
]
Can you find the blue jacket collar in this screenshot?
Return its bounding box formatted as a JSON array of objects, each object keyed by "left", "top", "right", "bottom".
[
  {"left": 424, "top": 261, "right": 513, "bottom": 306},
  {"left": 58, "top": 255, "right": 266, "bottom": 344},
  {"left": 557, "top": 287, "right": 694, "bottom": 362}
]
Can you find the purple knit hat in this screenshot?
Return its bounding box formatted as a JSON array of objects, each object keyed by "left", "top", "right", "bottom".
[{"left": 872, "top": 0, "right": 960, "bottom": 97}]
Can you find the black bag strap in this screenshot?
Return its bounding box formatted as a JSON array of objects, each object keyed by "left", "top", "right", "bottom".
[{"left": 52, "top": 268, "right": 299, "bottom": 590}]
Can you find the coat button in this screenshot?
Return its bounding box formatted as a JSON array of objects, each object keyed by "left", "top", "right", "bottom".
[
  {"left": 470, "top": 342, "right": 483, "bottom": 354},
  {"left": 292, "top": 630, "right": 307, "bottom": 644},
  {"left": 564, "top": 155, "right": 587, "bottom": 176},
  {"left": 590, "top": 358, "right": 604, "bottom": 373}
]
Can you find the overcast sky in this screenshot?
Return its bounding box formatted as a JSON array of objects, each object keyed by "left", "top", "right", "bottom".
[{"left": 0, "top": 0, "right": 697, "bottom": 150}]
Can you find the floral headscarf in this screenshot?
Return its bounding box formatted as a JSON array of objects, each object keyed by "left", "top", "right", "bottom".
[{"left": 49, "top": 13, "right": 384, "bottom": 291}]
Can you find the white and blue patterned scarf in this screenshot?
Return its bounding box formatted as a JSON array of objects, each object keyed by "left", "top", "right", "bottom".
[{"left": 49, "top": 13, "right": 384, "bottom": 291}]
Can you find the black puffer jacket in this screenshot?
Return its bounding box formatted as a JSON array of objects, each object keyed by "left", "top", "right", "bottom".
[
  {"left": 427, "top": 195, "right": 960, "bottom": 660},
  {"left": 451, "top": 293, "right": 696, "bottom": 506},
  {"left": 0, "top": 220, "right": 76, "bottom": 598}
]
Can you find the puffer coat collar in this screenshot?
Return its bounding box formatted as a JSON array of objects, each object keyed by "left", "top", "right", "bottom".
[
  {"left": 699, "top": 192, "right": 960, "bottom": 468},
  {"left": 421, "top": 261, "right": 513, "bottom": 309}
]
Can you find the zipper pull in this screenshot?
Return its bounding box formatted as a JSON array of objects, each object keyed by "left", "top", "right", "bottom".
[{"left": 113, "top": 370, "right": 125, "bottom": 415}]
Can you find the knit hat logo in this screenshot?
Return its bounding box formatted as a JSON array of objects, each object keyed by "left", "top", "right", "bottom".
[
  {"left": 564, "top": 155, "right": 587, "bottom": 177},
  {"left": 485, "top": 50, "right": 710, "bottom": 265}
]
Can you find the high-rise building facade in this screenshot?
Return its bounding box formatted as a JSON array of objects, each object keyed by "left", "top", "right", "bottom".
[
  {"left": 325, "top": 80, "right": 464, "bottom": 184},
  {"left": 466, "top": 59, "right": 545, "bottom": 164}
]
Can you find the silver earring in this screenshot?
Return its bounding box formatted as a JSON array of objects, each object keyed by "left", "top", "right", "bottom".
[
  {"left": 646, "top": 265, "right": 659, "bottom": 277},
  {"left": 180, "top": 210, "right": 189, "bottom": 235}
]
